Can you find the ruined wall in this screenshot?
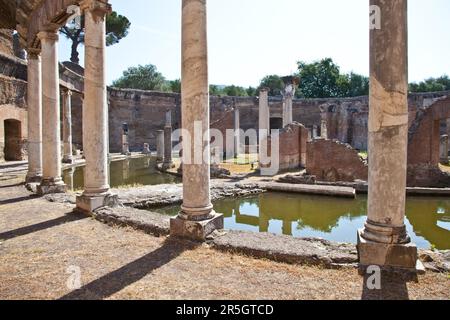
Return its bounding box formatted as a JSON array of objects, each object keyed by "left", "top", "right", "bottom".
[
  {"left": 264, "top": 123, "right": 308, "bottom": 171},
  {"left": 0, "top": 31, "right": 28, "bottom": 161},
  {"left": 407, "top": 96, "right": 450, "bottom": 187},
  {"left": 306, "top": 139, "right": 368, "bottom": 182}
]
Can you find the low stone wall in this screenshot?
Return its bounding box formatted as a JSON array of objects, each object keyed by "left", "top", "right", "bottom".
[{"left": 306, "top": 139, "right": 368, "bottom": 182}]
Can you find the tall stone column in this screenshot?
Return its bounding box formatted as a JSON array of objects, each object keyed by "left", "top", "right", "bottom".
[
  {"left": 26, "top": 50, "right": 43, "bottom": 183},
  {"left": 121, "top": 123, "right": 130, "bottom": 155},
  {"left": 258, "top": 88, "right": 270, "bottom": 167},
  {"left": 76, "top": 0, "right": 117, "bottom": 213},
  {"left": 156, "top": 130, "right": 164, "bottom": 161},
  {"left": 282, "top": 77, "right": 296, "bottom": 128},
  {"left": 358, "top": 0, "right": 418, "bottom": 270},
  {"left": 234, "top": 107, "right": 240, "bottom": 157},
  {"left": 62, "top": 89, "right": 74, "bottom": 164},
  {"left": 440, "top": 135, "right": 449, "bottom": 164},
  {"left": 37, "top": 31, "right": 66, "bottom": 195},
  {"left": 171, "top": 0, "right": 223, "bottom": 240},
  {"left": 163, "top": 110, "right": 174, "bottom": 169}
]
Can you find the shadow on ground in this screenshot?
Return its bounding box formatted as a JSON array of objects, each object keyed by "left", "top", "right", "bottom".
[
  {"left": 361, "top": 270, "right": 418, "bottom": 300},
  {"left": 59, "top": 238, "right": 199, "bottom": 300},
  {"left": 0, "top": 212, "right": 88, "bottom": 241}
]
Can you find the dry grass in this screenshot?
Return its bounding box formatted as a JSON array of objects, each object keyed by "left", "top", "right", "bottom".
[
  {"left": 440, "top": 163, "right": 450, "bottom": 173},
  {"left": 0, "top": 181, "right": 449, "bottom": 300}
]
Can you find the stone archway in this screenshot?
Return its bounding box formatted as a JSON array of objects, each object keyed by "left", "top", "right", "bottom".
[{"left": 3, "top": 119, "right": 23, "bottom": 161}]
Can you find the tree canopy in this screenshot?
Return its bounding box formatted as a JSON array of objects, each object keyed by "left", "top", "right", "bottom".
[
  {"left": 60, "top": 11, "right": 131, "bottom": 64},
  {"left": 258, "top": 75, "right": 285, "bottom": 96},
  {"left": 112, "top": 64, "right": 168, "bottom": 91},
  {"left": 409, "top": 76, "right": 450, "bottom": 93}
]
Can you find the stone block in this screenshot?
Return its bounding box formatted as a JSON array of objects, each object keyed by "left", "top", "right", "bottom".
[
  {"left": 37, "top": 180, "right": 66, "bottom": 195},
  {"left": 76, "top": 193, "right": 119, "bottom": 213},
  {"left": 357, "top": 229, "right": 418, "bottom": 270},
  {"left": 170, "top": 212, "right": 224, "bottom": 241}
]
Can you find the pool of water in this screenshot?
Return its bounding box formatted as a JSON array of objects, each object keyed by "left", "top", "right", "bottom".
[
  {"left": 62, "top": 156, "right": 180, "bottom": 190},
  {"left": 156, "top": 192, "right": 450, "bottom": 250}
]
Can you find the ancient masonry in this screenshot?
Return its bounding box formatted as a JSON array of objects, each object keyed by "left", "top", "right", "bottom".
[{"left": 0, "top": 0, "right": 449, "bottom": 270}]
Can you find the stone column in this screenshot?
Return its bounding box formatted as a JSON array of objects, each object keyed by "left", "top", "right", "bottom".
[
  {"left": 76, "top": 0, "right": 117, "bottom": 213},
  {"left": 171, "top": 0, "right": 223, "bottom": 240},
  {"left": 358, "top": 0, "right": 417, "bottom": 270},
  {"left": 282, "top": 83, "right": 294, "bottom": 128},
  {"left": 156, "top": 130, "right": 164, "bottom": 161},
  {"left": 37, "top": 31, "right": 66, "bottom": 195},
  {"left": 234, "top": 107, "right": 240, "bottom": 157},
  {"left": 321, "top": 119, "right": 328, "bottom": 140},
  {"left": 121, "top": 123, "right": 130, "bottom": 155},
  {"left": 25, "top": 50, "right": 43, "bottom": 183},
  {"left": 312, "top": 125, "right": 318, "bottom": 139},
  {"left": 163, "top": 110, "right": 174, "bottom": 169},
  {"left": 258, "top": 88, "right": 270, "bottom": 166},
  {"left": 62, "top": 89, "right": 74, "bottom": 164},
  {"left": 440, "top": 135, "right": 449, "bottom": 164}
]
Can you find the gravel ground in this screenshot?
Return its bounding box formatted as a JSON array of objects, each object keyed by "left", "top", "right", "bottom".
[{"left": 0, "top": 177, "right": 449, "bottom": 300}]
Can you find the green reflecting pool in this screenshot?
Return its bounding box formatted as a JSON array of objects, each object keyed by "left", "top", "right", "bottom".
[
  {"left": 156, "top": 193, "right": 450, "bottom": 250},
  {"left": 62, "top": 156, "right": 180, "bottom": 191}
]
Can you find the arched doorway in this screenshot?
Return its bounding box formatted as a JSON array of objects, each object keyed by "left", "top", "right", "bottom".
[{"left": 4, "top": 119, "right": 22, "bottom": 161}]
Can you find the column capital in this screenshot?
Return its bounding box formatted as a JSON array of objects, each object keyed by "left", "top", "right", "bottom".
[
  {"left": 61, "top": 88, "right": 73, "bottom": 97},
  {"left": 80, "top": 0, "right": 112, "bottom": 17},
  {"left": 27, "top": 48, "right": 41, "bottom": 60},
  {"left": 37, "top": 31, "right": 59, "bottom": 42}
]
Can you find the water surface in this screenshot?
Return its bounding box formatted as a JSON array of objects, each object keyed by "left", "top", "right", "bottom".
[{"left": 156, "top": 193, "right": 450, "bottom": 250}]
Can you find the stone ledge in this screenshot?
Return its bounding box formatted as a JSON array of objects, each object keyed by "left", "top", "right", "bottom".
[
  {"left": 209, "top": 230, "right": 359, "bottom": 269},
  {"left": 93, "top": 206, "right": 170, "bottom": 237}
]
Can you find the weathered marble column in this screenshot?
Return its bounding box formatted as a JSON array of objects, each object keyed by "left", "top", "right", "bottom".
[
  {"left": 321, "top": 119, "right": 328, "bottom": 139},
  {"left": 62, "top": 89, "right": 74, "bottom": 164},
  {"left": 234, "top": 107, "right": 240, "bottom": 157},
  {"left": 37, "top": 31, "right": 66, "bottom": 195},
  {"left": 163, "top": 110, "right": 174, "bottom": 169},
  {"left": 76, "top": 0, "right": 117, "bottom": 213},
  {"left": 171, "top": 0, "right": 223, "bottom": 240},
  {"left": 25, "top": 50, "right": 43, "bottom": 183},
  {"left": 358, "top": 0, "right": 418, "bottom": 270},
  {"left": 312, "top": 125, "right": 318, "bottom": 139},
  {"left": 156, "top": 130, "right": 164, "bottom": 161},
  {"left": 258, "top": 88, "right": 270, "bottom": 167}
]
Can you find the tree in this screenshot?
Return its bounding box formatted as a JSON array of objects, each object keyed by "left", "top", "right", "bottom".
[
  {"left": 258, "top": 75, "right": 285, "bottom": 96},
  {"left": 409, "top": 75, "right": 450, "bottom": 93},
  {"left": 169, "top": 79, "right": 181, "bottom": 93},
  {"left": 112, "top": 64, "right": 169, "bottom": 91},
  {"left": 60, "top": 11, "right": 131, "bottom": 64},
  {"left": 296, "top": 58, "right": 342, "bottom": 98},
  {"left": 246, "top": 86, "right": 257, "bottom": 97},
  {"left": 223, "top": 85, "right": 248, "bottom": 97}
]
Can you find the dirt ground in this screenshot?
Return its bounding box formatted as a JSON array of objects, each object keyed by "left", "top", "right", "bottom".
[{"left": 0, "top": 174, "right": 448, "bottom": 300}]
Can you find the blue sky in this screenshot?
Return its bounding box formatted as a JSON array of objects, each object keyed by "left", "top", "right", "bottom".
[{"left": 58, "top": 0, "right": 450, "bottom": 87}]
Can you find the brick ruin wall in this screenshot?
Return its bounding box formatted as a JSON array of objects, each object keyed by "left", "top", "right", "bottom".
[
  {"left": 306, "top": 139, "right": 368, "bottom": 182},
  {"left": 0, "top": 29, "right": 27, "bottom": 161}
]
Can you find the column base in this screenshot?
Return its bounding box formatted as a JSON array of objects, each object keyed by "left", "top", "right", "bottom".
[
  {"left": 162, "top": 162, "right": 175, "bottom": 170},
  {"left": 76, "top": 193, "right": 119, "bottom": 214},
  {"left": 37, "top": 179, "right": 67, "bottom": 195},
  {"left": 62, "top": 156, "right": 75, "bottom": 164},
  {"left": 26, "top": 173, "right": 42, "bottom": 184},
  {"left": 357, "top": 229, "right": 418, "bottom": 270},
  {"left": 170, "top": 212, "right": 224, "bottom": 241}
]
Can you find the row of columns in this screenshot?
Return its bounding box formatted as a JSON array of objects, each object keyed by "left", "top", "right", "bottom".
[
  {"left": 25, "top": 0, "right": 418, "bottom": 270},
  {"left": 26, "top": 0, "right": 116, "bottom": 212}
]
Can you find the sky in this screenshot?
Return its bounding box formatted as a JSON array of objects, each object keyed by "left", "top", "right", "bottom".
[{"left": 58, "top": 0, "right": 450, "bottom": 87}]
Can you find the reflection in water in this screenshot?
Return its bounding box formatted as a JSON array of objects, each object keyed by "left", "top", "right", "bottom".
[
  {"left": 156, "top": 193, "right": 450, "bottom": 250},
  {"left": 62, "top": 156, "right": 181, "bottom": 191}
]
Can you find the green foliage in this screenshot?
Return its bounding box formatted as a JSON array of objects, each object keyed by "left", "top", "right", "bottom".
[
  {"left": 409, "top": 75, "right": 450, "bottom": 93},
  {"left": 169, "top": 79, "right": 181, "bottom": 93},
  {"left": 60, "top": 11, "right": 130, "bottom": 64},
  {"left": 112, "top": 64, "right": 169, "bottom": 91},
  {"left": 258, "top": 75, "right": 285, "bottom": 96}
]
